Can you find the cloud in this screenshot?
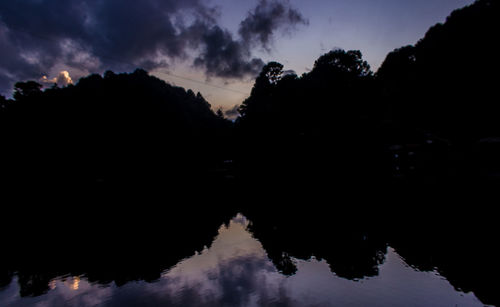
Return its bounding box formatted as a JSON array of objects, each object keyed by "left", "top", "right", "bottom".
[
  {"left": 0, "top": 0, "right": 307, "bottom": 95},
  {"left": 40, "top": 71, "right": 73, "bottom": 86},
  {"left": 224, "top": 104, "right": 241, "bottom": 120},
  {"left": 239, "top": 0, "right": 308, "bottom": 51},
  {"left": 283, "top": 69, "right": 297, "bottom": 76},
  {"left": 192, "top": 25, "right": 265, "bottom": 79}
]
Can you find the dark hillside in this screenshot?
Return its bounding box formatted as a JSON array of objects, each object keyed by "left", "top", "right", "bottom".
[{"left": 0, "top": 69, "right": 233, "bottom": 197}]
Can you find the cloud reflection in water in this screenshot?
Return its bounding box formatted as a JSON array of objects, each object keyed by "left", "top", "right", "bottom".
[{"left": 0, "top": 214, "right": 487, "bottom": 307}]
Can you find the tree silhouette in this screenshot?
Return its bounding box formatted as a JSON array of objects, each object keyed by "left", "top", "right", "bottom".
[
  {"left": 238, "top": 61, "right": 284, "bottom": 119},
  {"left": 13, "top": 81, "right": 43, "bottom": 101},
  {"left": 0, "top": 69, "right": 232, "bottom": 193},
  {"left": 378, "top": 0, "right": 500, "bottom": 142},
  {"left": 311, "top": 49, "right": 372, "bottom": 78},
  {"left": 0, "top": 94, "right": 7, "bottom": 110},
  {"left": 375, "top": 0, "right": 500, "bottom": 182},
  {"left": 235, "top": 49, "right": 384, "bottom": 189},
  {"left": 216, "top": 108, "right": 225, "bottom": 119}
]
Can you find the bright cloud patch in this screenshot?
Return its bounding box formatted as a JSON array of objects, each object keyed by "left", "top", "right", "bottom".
[{"left": 40, "top": 71, "right": 73, "bottom": 86}]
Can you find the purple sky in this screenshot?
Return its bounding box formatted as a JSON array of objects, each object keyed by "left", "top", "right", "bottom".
[
  {"left": 194, "top": 0, "right": 475, "bottom": 109},
  {"left": 0, "top": 0, "right": 475, "bottom": 111}
]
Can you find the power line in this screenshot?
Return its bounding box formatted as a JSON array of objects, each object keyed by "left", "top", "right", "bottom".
[
  {"left": 1, "top": 24, "right": 251, "bottom": 96},
  {"left": 154, "top": 71, "right": 249, "bottom": 95}
]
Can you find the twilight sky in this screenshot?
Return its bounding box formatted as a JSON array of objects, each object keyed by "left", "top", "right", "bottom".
[{"left": 0, "top": 0, "right": 474, "bottom": 111}]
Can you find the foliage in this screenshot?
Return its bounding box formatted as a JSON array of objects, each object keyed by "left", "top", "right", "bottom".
[
  {"left": 377, "top": 0, "right": 500, "bottom": 141},
  {"left": 235, "top": 49, "right": 382, "bottom": 186},
  {"left": 0, "top": 69, "right": 232, "bottom": 189}
]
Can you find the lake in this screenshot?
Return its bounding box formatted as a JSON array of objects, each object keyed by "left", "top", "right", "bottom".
[{"left": 0, "top": 205, "right": 496, "bottom": 307}]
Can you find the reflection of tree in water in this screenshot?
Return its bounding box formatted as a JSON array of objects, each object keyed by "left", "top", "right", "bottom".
[
  {"left": 0, "top": 207, "right": 237, "bottom": 298},
  {"left": 244, "top": 207, "right": 388, "bottom": 280},
  {"left": 0, "top": 270, "right": 13, "bottom": 290},
  {"left": 389, "top": 218, "right": 500, "bottom": 307},
  {"left": 0, "top": 212, "right": 494, "bottom": 307},
  {"left": 244, "top": 193, "right": 500, "bottom": 307}
]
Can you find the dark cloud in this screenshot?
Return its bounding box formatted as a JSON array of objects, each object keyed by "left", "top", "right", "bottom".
[
  {"left": 224, "top": 104, "right": 241, "bottom": 120},
  {"left": 192, "top": 25, "right": 265, "bottom": 79},
  {"left": 239, "top": 0, "right": 308, "bottom": 50},
  {"left": 0, "top": 0, "right": 307, "bottom": 95}
]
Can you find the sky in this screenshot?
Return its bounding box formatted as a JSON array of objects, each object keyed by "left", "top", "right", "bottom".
[{"left": 0, "top": 0, "right": 475, "bottom": 112}]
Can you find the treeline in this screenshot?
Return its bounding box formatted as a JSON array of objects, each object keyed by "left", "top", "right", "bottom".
[
  {"left": 378, "top": 0, "right": 499, "bottom": 141},
  {"left": 0, "top": 69, "right": 233, "bottom": 195},
  {"left": 1, "top": 0, "right": 499, "bottom": 194},
  {"left": 234, "top": 51, "right": 382, "bottom": 189},
  {"left": 235, "top": 0, "right": 500, "bottom": 187}
]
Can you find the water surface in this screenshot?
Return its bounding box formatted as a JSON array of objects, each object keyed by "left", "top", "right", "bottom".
[{"left": 0, "top": 213, "right": 491, "bottom": 306}]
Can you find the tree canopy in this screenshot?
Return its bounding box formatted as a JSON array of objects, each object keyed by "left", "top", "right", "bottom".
[
  {"left": 377, "top": 0, "right": 500, "bottom": 141},
  {"left": 0, "top": 69, "right": 232, "bottom": 191}
]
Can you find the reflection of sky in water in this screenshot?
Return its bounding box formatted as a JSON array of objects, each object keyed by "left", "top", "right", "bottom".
[{"left": 0, "top": 214, "right": 488, "bottom": 307}]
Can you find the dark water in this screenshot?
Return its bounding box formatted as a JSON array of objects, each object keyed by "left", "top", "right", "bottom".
[{"left": 0, "top": 208, "right": 495, "bottom": 307}]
